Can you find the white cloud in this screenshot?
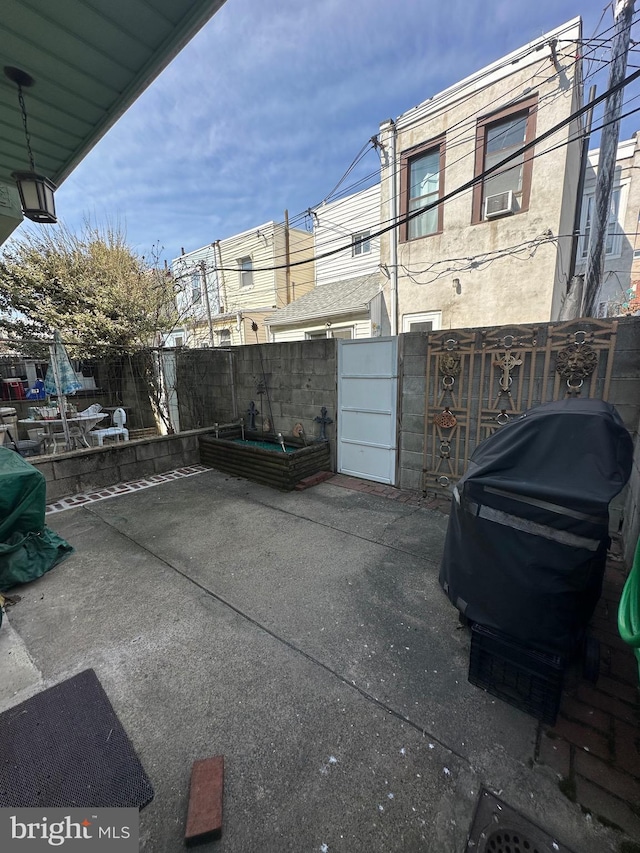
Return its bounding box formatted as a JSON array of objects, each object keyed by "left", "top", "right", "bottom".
[{"left": 53, "top": 0, "right": 633, "bottom": 262}]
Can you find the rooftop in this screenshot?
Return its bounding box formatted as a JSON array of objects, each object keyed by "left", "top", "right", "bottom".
[{"left": 265, "top": 273, "right": 382, "bottom": 326}]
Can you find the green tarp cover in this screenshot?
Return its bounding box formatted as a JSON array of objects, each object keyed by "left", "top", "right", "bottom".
[{"left": 0, "top": 447, "right": 73, "bottom": 591}]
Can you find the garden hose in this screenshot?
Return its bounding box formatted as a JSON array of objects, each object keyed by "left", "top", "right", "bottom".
[{"left": 618, "top": 536, "right": 640, "bottom": 683}]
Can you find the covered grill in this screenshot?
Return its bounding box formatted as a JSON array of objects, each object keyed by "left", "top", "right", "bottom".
[{"left": 439, "top": 398, "right": 633, "bottom": 659}]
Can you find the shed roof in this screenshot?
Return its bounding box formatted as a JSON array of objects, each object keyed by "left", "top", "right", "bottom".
[{"left": 265, "top": 273, "right": 382, "bottom": 327}]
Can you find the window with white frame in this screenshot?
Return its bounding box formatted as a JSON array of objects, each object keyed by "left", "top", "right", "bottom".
[
  {"left": 352, "top": 230, "right": 371, "bottom": 256},
  {"left": 238, "top": 256, "right": 253, "bottom": 288},
  {"left": 305, "top": 326, "right": 353, "bottom": 339},
  {"left": 218, "top": 328, "right": 231, "bottom": 346},
  {"left": 402, "top": 311, "right": 442, "bottom": 333},
  {"left": 579, "top": 188, "right": 623, "bottom": 259},
  {"left": 191, "top": 270, "right": 202, "bottom": 304}
]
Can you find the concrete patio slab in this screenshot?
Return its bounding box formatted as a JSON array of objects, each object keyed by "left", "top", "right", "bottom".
[{"left": 0, "top": 469, "right": 623, "bottom": 852}]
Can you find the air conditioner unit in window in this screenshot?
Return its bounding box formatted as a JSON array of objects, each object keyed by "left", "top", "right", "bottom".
[{"left": 484, "top": 190, "right": 515, "bottom": 219}]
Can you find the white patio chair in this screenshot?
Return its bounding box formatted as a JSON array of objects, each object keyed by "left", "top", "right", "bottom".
[
  {"left": 90, "top": 407, "right": 129, "bottom": 447},
  {"left": 79, "top": 403, "right": 103, "bottom": 416}
]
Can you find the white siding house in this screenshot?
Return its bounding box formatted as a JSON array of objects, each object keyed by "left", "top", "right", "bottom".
[
  {"left": 314, "top": 184, "right": 381, "bottom": 285},
  {"left": 170, "top": 221, "right": 314, "bottom": 347},
  {"left": 266, "top": 184, "right": 386, "bottom": 341},
  {"left": 575, "top": 136, "right": 640, "bottom": 316}
]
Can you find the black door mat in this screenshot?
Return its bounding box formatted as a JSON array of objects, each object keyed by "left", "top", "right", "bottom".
[
  {"left": 466, "top": 788, "right": 577, "bottom": 853},
  {"left": 0, "top": 668, "right": 154, "bottom": 809}
]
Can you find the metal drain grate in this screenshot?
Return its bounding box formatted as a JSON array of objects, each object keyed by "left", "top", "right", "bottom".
[{"left": 466, "top": 788, "right": 576, "bottom": 853}]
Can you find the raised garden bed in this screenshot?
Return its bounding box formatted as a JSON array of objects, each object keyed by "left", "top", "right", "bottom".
[{"left": 199, "top": 426, "right": 331, "bottom": 490}]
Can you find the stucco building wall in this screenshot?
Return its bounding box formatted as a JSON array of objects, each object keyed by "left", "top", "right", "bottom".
[{"left": 379, "top": 18, "right": 582, "bottom": 333}]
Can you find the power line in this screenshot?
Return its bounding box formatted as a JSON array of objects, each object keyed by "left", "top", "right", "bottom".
[
  {"left": 174, "top": 25, "right": 638, "bottom": 276},
  {"left": 205, "top": 66, "right": 640, "bottom": 274}
]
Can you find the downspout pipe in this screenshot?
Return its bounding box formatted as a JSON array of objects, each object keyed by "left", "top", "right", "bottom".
[
  {"left": 380, "top": 118, "right": 398, "bottom": 336},
  {"left": 568, "top": 85, "right": 597, "bottom": 283},
  {"left": 388, "top": 120, "right": 398, "bottom": 336}
]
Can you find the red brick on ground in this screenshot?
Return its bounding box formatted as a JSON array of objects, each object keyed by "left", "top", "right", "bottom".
[
  {"left": 575, "top": 683, "right": 638, "bottom": 725},
  {"left": 574, "top": 750, "right": 640, "bottom": 803},
  {"left": 552, "top": 717, "right": 612, "bottom": 761},
  {"left": 574, "top": 776, "right": 640, "bottom": 839},
  {"left": 294, "top": 471, "right": 335, "bottom": 491},
  {"left": 559, "top": 696, "right": 611, "bottom": 735},
  {"left": 185, "top": 755, "right": 224, "bottom": 845},
  {"left": 613, "top": 718, "right": 640, "bottom": 778}
]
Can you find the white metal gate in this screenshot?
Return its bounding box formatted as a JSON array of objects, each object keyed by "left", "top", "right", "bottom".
[{"left": 337, "top": 337, "right": 398, "bottom": 485}]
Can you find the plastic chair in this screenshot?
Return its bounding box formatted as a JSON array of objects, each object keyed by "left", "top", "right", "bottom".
[
  {"left": 79, "top": 403, "right": 102, "bottom": 416},
  {"left": 90, "top": 407, "right": 129, "bottom": 447}
]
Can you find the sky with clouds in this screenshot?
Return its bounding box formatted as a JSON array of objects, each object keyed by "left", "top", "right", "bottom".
[{"left": 27, "top": 0, "right": 640, "bottom": 265}]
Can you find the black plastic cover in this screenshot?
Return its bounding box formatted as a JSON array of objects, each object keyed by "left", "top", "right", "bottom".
[{"left": 439, "top": 399, "right": 633, "bottom": 656}]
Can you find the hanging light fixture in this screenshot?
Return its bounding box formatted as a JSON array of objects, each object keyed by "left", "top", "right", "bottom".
[{"left": 4, "top": 65, "right": 57, "bottom": 224}]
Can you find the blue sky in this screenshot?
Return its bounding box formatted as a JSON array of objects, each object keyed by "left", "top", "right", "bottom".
[{"left": 35, "top": 0, "right": 640, "bottom": 265}]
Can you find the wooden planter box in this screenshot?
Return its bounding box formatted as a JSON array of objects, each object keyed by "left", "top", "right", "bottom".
[{"left": 199, "top": 428, "right": 330, "bottom": 491}]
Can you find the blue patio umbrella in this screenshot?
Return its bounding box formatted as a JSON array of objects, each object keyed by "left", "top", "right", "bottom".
[{"left": 44, "top": 330, "right": 82, "bottom": 450}]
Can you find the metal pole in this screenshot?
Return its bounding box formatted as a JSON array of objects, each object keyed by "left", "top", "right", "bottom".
[
  {"left": 568, "top": 84, "right": 597, "bottom": 282},
  {"left": 583, "top": 0, "right": 635, "bottom": 316},
  {"left": 200, "top": 260, "right": 214, "bottom": 347},
  {"left": 284, "top": 209, "right": 291, "bottom": 305},
  {"left": 48, "top": 342, "right": 71, "bottom": 450},
  {"left": 381, "top": 119, "right": 398, "bottom": 336}
]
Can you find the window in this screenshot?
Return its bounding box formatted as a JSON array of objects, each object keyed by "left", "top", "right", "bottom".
[
  {"left": 472, "top": 96, "right": 537, "bottom": 223},
  {"left": 238, "top": 256, "right": 253, "bottom": 288},
  {"left": 305, "top": 327, "right": 353, "bottom": 339},
  {"left": 191, "top": 270, "right": 202, "bottom": 304},
  {"left": 352, "top": 230, "right": 371, "bottom": 256},
  {"left": 579, "top": 188, "right": 622, "bottom": 259},
  {"left": 174, "top": 335, "right": 184, "bottom": 347},
  {"left": 402, "top": 311, "right": 442, "bottom": 333},
  {"left": 400, "top": 138, "right": 445, "bottom": 241},
  {"left": 218, "top": 328, "right": 231, "bottom": 346}
]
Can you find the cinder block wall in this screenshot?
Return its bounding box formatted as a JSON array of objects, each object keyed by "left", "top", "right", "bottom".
[
  {"left": 176, "top": 340, "right": 337, "bottom": 451},
  {"left": 398, "top": 318, "right": 640, "bottom": 556},
  {"left": 31, "top": 430, "right": 207, "bottom": 502}
]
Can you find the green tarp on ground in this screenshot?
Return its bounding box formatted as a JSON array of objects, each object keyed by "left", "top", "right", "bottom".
[{"left": 0, "top": 446, "right": 73, "bottom": 595}]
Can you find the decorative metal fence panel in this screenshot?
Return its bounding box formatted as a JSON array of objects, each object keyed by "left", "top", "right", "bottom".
[{"left": 422, "top": 319, "right": 619, "bottom": 495}]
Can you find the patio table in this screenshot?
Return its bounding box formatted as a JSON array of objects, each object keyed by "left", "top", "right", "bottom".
[{"left": 19, "top": 413, "right": 107, "bottom": 453}]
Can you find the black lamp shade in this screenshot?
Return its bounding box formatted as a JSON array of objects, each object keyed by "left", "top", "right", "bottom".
[{"left": 12, "top": 171, "right": 57, "bottom": 223}]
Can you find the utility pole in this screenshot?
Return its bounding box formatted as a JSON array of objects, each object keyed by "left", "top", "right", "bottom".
[
  {"left": 284, "top": 209, "right": 291, "bottom": 305},
  {"left": 583, "top": 0, "right": 635, "bottom": 316},
  {"left": 200, "top": 260, "right": 214, "bottom": 347},
  {"left": 215, "top": 240, "right": 227, "bottom": 313},
  {"left": 560, "top": 85, "right": 597, "bottom": 320}
]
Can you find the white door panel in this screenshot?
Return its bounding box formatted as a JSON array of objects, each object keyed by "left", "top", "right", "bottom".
[{"left": 337, "top": 338, "right": 398, "bottom": 485}]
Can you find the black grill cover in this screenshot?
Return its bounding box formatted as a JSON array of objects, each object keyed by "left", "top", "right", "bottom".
[{"left": 439, "top": 399, "right": 633, "bottom": 657}]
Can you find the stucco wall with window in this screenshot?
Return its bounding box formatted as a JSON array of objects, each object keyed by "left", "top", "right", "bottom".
[
  {"left": 379, "top": 18, "right": 582, "bottom": 332},
  {"left": 575, "top": 136, "right": 640, "bottom": 316}
]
